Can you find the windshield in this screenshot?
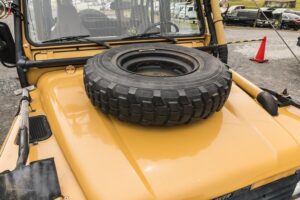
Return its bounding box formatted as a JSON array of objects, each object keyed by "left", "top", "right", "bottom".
[{"left": 26, "top": 0, "right": 204, "bottom": 44}]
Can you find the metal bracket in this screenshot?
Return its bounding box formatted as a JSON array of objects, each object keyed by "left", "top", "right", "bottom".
[
  {"left": 14, "top": 85, "right": 35, "bottom": 96},
  {"left": 261, "top": 88, "right": 300, "bottom": 109}
]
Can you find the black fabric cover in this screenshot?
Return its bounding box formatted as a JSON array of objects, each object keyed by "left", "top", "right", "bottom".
[{"left": 0, "top": 158, "right": 61, "bottom": 200}]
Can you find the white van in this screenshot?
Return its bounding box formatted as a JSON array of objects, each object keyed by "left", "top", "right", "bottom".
[
  {"left": 178, "top": 5, "right": 197, "bottom": 19},
  {"left": 174, "top": 3, "right": 187, "bottom": 18}
]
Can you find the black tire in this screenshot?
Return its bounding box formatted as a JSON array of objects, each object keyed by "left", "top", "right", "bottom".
[{"left": 84, "top": 43, "right": 232, "bottom": 126}]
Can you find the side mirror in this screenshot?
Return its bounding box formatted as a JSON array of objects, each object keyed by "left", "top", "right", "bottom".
[{"left": 0, "top": 22, "right": 16, "bottom": 65}]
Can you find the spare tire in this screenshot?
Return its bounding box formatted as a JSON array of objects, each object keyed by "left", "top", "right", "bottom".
[{"left": 84, "top": 43, "right": 232, "bottom": 126}]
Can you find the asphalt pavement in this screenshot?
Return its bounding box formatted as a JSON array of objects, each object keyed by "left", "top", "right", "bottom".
[
  {"left": 0, "top": 16, "right": 19, "bottom": 146},
  {"left": 0, "top": 17, "right": 299, "bottom": 146},
  {"left": 227, "top": 26, "right": 300, "bottom": 101}
]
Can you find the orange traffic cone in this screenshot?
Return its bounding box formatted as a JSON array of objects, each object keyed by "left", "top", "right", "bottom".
[{"left": 250, "top": 36, "right": 268, "bottom": 63}]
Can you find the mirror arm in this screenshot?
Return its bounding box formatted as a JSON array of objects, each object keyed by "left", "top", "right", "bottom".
[
  {"left": 16, "top": 57, "right": 29, "bottom": 87},
  {"left": 10, "top": 2, "right": 24, "bottom": 20},
  {"left": 12, "top": 0, "right": 29, "bottom": 88}
]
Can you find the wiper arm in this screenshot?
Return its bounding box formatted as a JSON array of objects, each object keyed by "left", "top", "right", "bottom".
[
  {"left": 83, "top": 38, "right": 111, "bottom": 49},
  {"left": 42, "top": 35, "right": 111, "bottom": 49},
  {"left": 121, "top": 32, "right": 178, "bottom": 43},
  {"left": 121, "top": 32, "right": 161, "bottom": 40},
  {"left": 159, "top": 35, "right": 178, "bottom": 44},
  {"left": 42, "top": 35, "right": 91, "bottom": 43}
]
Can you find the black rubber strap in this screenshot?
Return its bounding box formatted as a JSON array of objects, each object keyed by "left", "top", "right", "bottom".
[
  {"left": 20, "top": 96, "right": 30, "bottom": 102},
  {"left": 213, "top": 19, "right": 223, "bottom": 24},
  {"left": 15, "top": 95, "right": 31, "bottom": 116}
]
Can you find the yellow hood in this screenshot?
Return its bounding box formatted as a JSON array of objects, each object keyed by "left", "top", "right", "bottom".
[{"left": 30, "top": 69, "right": 300, "bottom": 199}]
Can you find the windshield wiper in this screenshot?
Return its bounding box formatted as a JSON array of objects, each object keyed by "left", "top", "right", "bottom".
[
  {"left": 42, "top": 35, "right": 111, "bottom": 49},
  {"left": 42, "top": 35, "right": 90, "bottom": 43},
  {"left": 121, "top": 32, "right": 178, "bottom": 44},
  {"left": 121, "top": 32, "right": 161, "bottom": 40}
]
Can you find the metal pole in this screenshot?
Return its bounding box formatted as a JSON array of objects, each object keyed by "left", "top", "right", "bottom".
[{"left": 16, "top": 88, "right": 30, "bottom": 168}]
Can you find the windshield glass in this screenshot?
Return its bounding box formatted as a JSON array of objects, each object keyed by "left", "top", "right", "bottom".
[{"left": 26, "top": 0, "right": 204, "bottom": 44}]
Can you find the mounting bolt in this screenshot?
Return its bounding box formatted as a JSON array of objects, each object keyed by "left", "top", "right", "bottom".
[
  {"left": 282, "top": 88, "right": 290, "bottom": 98},
  {"left": 65, "top": 65, "right": 76, "bottom": 74}
]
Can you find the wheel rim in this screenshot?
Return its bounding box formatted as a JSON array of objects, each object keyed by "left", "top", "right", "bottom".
[{"left": 116, "top": 49, "right": 199, "bottom": 77}]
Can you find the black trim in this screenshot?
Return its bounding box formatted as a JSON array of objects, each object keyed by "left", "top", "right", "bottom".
[
  {"left": 218, "top": 44, "right": 228, "bottom": 64},
  {"left": 23, "top": 0, "right": 206, "bottom": 47},
  {"left": 19, "top": 56, "right": 91, "bottom": 69},
  {"left": 14, "top": 0, "right": 28, "bottom": 87},
  {"left": 214, "top": 171, "right": 300, "bottom": 200},
  {"left": 203, "top": 0, "right": 218, "bottom": 57},
  {"left": 27, "top": 36, "right": 205, "bottom": 51},
  {"left": 196, "top": 0, "right": 206, "bottom": 37}
]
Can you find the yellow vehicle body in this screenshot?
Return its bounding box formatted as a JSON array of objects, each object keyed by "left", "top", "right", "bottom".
[
  {"left": 1, "top": 67, "right": 300, "bottom": 199},
  {"left": 1, "top": 0, "right": 300, "bottom": 199}
]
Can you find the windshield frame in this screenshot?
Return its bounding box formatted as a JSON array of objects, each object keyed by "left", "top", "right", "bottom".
[{"left": 23, "top": 0, "right": 206, "bottom": 47}]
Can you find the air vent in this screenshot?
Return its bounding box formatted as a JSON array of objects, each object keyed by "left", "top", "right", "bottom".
[{"left": 16, "top": 115, "right": 52, "bottom": 144}]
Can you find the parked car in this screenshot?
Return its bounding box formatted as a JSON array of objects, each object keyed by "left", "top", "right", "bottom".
[
  {"left": 272, "top": 8, "right": 300, "bottom": 17},
  {"left": 272, "top": 8, "right": 300, "bottom": 29},
  {"left": 227, "top": 5, "right": 246, "bottom": 14},
  {"left": 224, "top": 8, "right": 258, "bottom": 26},
  {"left": 222, "top": 4, "right": 245, "bottom": 17},
  {"left": 255, "top": 8, "right": 275, "bottom": 27},
  {"left": 224, "top": 6, "right": 275, "bottom": 27},
  {"left": 286, "top": 10, "right": 300, "bottom": 17},
  {"left": 281, "top": 12, "right": 300, "bottom": 30}
]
